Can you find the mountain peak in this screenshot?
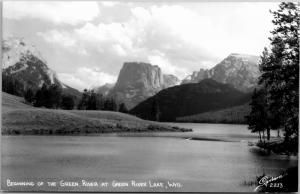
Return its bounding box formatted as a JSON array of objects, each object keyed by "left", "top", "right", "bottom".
[
  {"left": 181, "top": 53, "right": 260, "bottom": 92},
  {"left": 227, "top": 53, "right": 260, "bottom": 62},
  {"left": 123, "top": 62, "right": 160, "bottom": 70},
  {"left": 2, "top": 37, "right": 46, "bottom": 69},
  {"left": 2, "top": 37, "right": 81, "bottom": 98},
  {"left": 109, "top": 62, "right": 179, "bottom": 109}
]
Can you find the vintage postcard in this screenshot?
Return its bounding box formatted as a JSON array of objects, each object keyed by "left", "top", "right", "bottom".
[{"left": 1, "top": 1, "right": 299, "bottom": 192}]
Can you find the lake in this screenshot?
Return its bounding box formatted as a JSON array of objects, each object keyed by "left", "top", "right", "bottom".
[{"left": 1, "top": 123, "right": 297, "bottom": 192}]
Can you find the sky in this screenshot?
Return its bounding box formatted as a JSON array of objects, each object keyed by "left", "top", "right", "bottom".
[{"left": 3, "top": 1, "right": 279, "bottom": 91}]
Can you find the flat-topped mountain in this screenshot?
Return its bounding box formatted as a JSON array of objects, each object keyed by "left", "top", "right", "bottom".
[
  {"left": 182, "top": 53, "right": 260, "bottom": 92},
  {"left": 130, "top": 78, "right": 251, "bottom": 121},
  {"left": 109, "top": 62, "right": 179, "bottom": 109}
]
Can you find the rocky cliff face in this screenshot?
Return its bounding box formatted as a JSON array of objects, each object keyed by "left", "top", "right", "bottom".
[
  {"left": 182, "top": 53, "right": 260, "bottom": 92},
  {"left": 109, "top": 62, "right": 179, "bottom": 109},
  {"left": 163, "top": 74, "right": 180, "bottom": 88},
  {"left": 2, "top": 38, "right": 80, "bottom": 97}
]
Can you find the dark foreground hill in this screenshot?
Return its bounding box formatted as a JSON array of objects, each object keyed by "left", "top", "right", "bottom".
[
  {"left": 130, "top": 79, "right": 251, "bottom": 121},
  {"left": 2, "top": 92, "right": 191, "bottom": 135}
]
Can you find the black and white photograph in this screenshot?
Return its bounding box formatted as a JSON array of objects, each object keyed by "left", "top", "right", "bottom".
[{"left": 1, "top": 1, "right": 299, "bottom": 192}]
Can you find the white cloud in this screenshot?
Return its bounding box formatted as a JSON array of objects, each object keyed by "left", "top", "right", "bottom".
[
  {"left": 3, "top": 1, "right": 100, "bottom": 25},
  {"left": 58, "top": 73, "right": 87, "bottom": 91},
  {"left": 148, "top": 52, "right": 189, "bottom": 78},
  {"left": 37, "top": 30, "right": 76, "bottom": 47},
  {"left": 100, "top": 1, "right": 119, "bottom": 7},
  {"left": 112, "top": 44, "right": 127, "bottom": 57},
  {"left": 37, "top": 30, "right": 89, "bottom": 56},
  {"left": 49, "top": 4, "right": 212, "bottom": 78},
  {"left": 58, "top": 67, "right": 117, "bottom": 91},
  {"left": 40, "top": 3, "right": 277, "bottom": 78},
  {"left": 18, "top": 2, "right": 278, "bottom": 84},
  {"left": 75, "top": 22, "right": 134, "bottom": 51}
]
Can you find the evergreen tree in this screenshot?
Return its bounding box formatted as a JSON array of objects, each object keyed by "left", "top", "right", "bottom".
[
  {"left": 110, "top": 98, "right": 118, "bottom": 111},
  {"left": 250, "top": 2, "right": 299, "bottom": 154},
  {"left": 24, "top": 88, "right": 35, "bottom": 103},
  {"left": 247, "top": 89, "right": 269, "bottom": 142},
  {"left": 78, "top": 89, "right": 90, "bottom": 110},
  {"left": 34, "top": 83, "right": 48, "bottom": 107},
  {"left": 151, "top": 98, "right": 160, "bottom": 121},
  {"left": 61, "top": 95, "right": 75, "bottom": 110},
  {"left": 262, "top": 3, "right": 299, "bottom": 143},
  {"left": 48, "top": 84, "right": 62, "bottom": 108},
  {"left": 87, "top": 90, "right": 97, "bottom": 110},
  {"left": 2, "top": 74, "right": 24, "bottom": 96},
  {"left": 119, "top": 103, "right": 129, "bottom": 113},
  {"left": 97, "top": 94, "right": 105, "bottom": 110},
  {"left": 34, "top": 84, "right": 62, "bottom": 108}
]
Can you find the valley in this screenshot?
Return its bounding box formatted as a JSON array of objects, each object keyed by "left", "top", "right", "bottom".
[{"left": 1, "top": 37, "right": 260, "bottom": 125}]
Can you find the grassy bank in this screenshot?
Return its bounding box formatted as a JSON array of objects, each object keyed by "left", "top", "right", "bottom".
[
  {"left": 2, "top": 92, "right": 191, "bottom": 135},
  {"left": 256, "top": 139, "right": 298, "bottom": 156}
]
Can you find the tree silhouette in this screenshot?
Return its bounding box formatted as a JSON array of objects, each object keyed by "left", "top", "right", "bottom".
[
  {"left": 34, "top": 83, "right": 62, "bottom": 108},
  {"left": 61, "top": 95, "right": 75, "bottom": 110},
  {"left": 119, "top": 103, "right": 129, "bottom": 113},
  {"left": 249, "top": 2, "right": 299, "bottom": 154},
  {"left": 24, "top": 88, "right": 35, "bottom": 104}
]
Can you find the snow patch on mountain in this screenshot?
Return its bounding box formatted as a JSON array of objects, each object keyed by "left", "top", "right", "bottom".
[
  {"left": 10, "top": 63, "right": 28, "bottom": 74},
  {"left": 2, "top": 37, "right": 46, "bottom": 69}
]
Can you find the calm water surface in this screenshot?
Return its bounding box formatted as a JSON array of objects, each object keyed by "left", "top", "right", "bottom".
[{"left": 1, "top": 123, "right": 297, "bottom": 192}]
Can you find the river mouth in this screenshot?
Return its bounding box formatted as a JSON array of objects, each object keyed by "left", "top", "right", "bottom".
[{"left": 1, "top": 123, "right": 297, "bottom": 192}]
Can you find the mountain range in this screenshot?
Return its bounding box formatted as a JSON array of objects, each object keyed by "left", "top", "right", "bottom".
[
  {"left": 99, "top": 53, "right": 259, "bottom": 109},
  {"left": 2, "top": 37, "right": 259, "bottom": 123},
  {"left": 182, "top": 53, "right": 260, "bottom": 92}
]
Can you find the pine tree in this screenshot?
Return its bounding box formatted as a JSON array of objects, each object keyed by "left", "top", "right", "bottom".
[
  {"left": 111, "top": 98, "right": 118, "bottom": 111},
  {"left": 119, "top": 103, "right": 129, "bottom": 113},
  {"left": 2, "top": 74, "right": 24, "bottom": 96},
  {"left": 78, "top": 89, "right": 90, "bottom": 110},
  {"left": 151, "top": 98, "right": 160, "bottom": 121},
  {"left": 48, "top": 84, "right": 62, "bottom": 108},
  {"left": 255, "top": 2, "right": 299, "bottom": 153},
  {"left": 24, "top": 88, "right": 35, "bottom": 103},
  {"left": 247, "top": 89, "right": 269, "bottom": 142},
  {"left": 34, "top": 84, "right": 62, "bottom": 108},
  {"left": 34, "top": 83, "right": 48, "bottom": 107},
  {"left": 61, "top": 95, "right": 75, "bottom": 110},
  {"left": 87, "top": 90, "right": 97, "bottom": 110}
]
